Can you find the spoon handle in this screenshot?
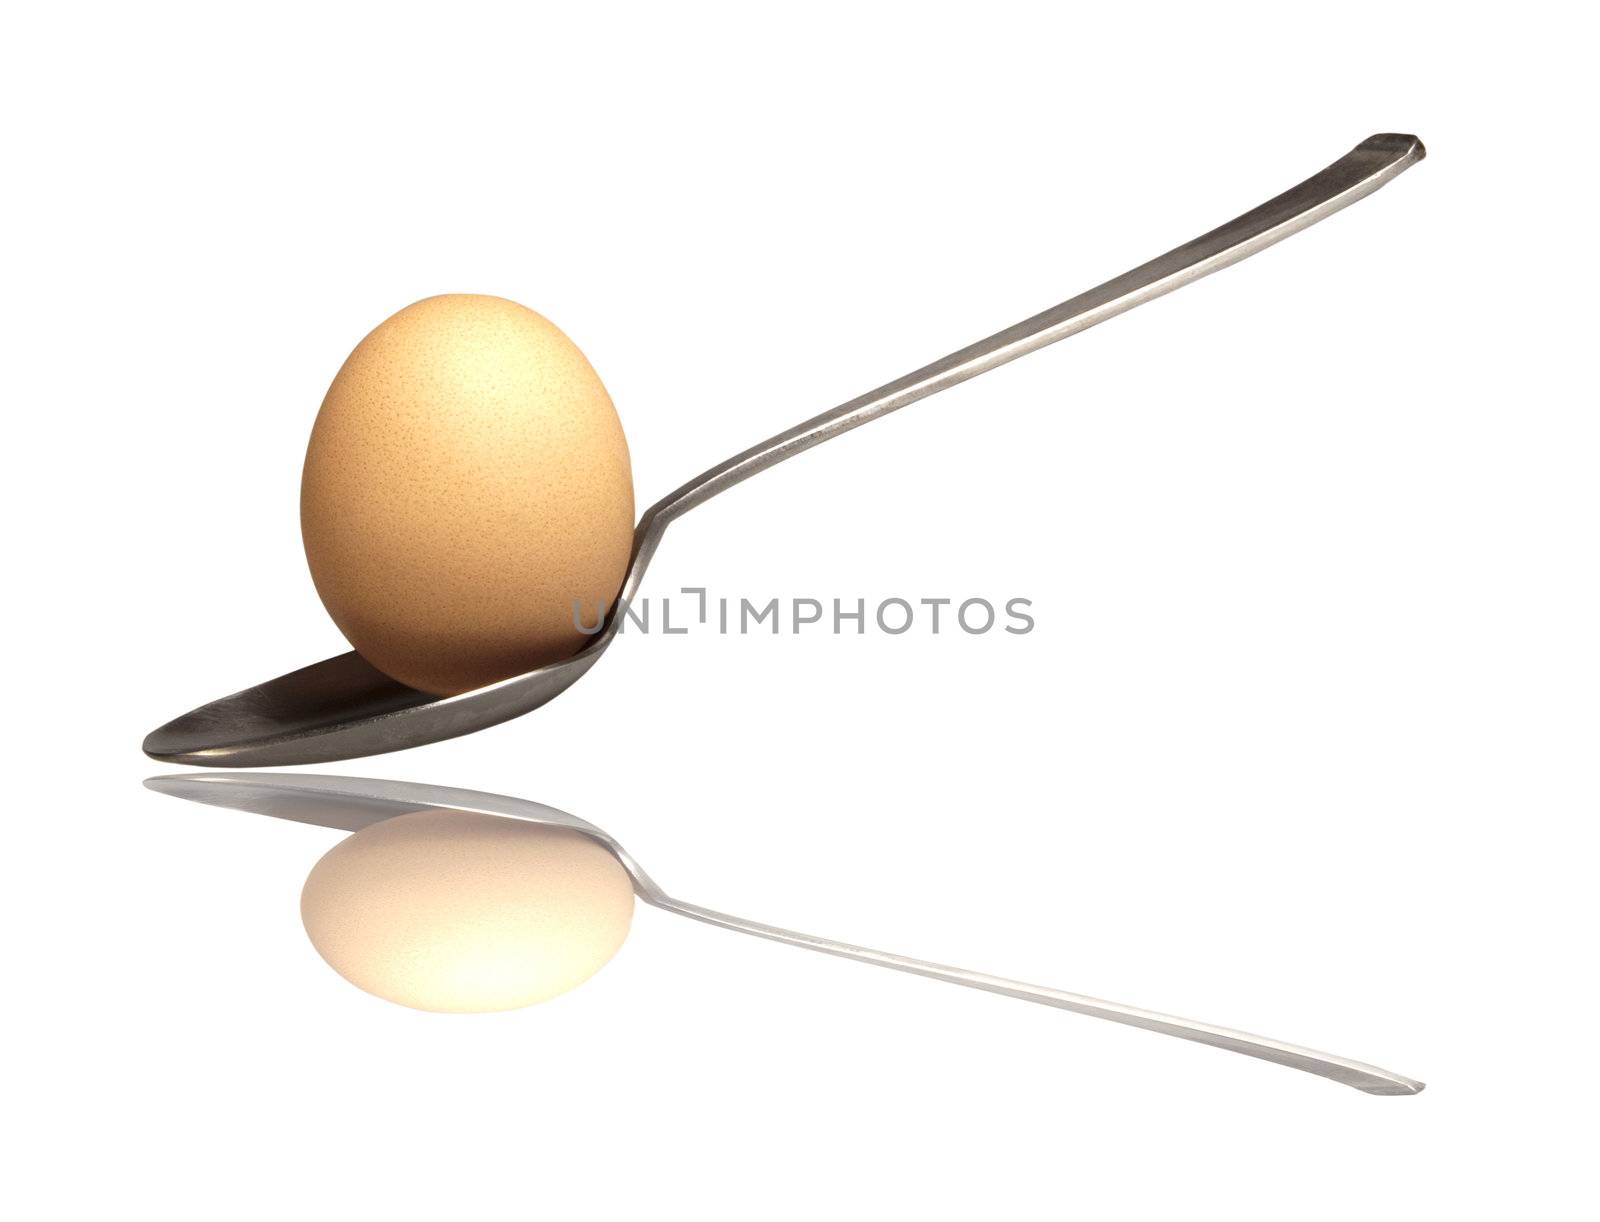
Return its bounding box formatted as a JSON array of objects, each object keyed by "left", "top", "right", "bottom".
[
  {"left": 651, "top": 894, "right": 1423, "bottom": 1094},
  {"left": 620, "top": 133, "right": 1423, "bottom": 601}
]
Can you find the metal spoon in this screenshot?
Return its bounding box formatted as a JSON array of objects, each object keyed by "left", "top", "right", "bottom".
[
  {"left": 144, "top": 134, "right": 1426, "bottom": 766},
  {"left": 144, "top": 770, "right": 1423, "bottom": 1094}
]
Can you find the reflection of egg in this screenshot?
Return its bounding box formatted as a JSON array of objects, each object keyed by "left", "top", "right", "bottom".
[
  {"left": 301, "top": 294, "right": 634, "bottom": 696},
  {"left": 301, "top": 810, "right": 634, "bottom": 1013}
]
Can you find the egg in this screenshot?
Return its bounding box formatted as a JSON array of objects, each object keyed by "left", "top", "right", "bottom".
[
  {"left": 301, "top": 810, "right": 635, "bottom": 1013},
  {"left": 301, "top": 294, "right": 634, "bottom": 696}
]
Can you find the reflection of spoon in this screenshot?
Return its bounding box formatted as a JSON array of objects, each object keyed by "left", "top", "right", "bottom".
[
  {"left": 143, "top": 133, "right": 1426, "bottom": 767},
  {"left": 145, "top": 771, "right": 1425, "bottom": 1094}
]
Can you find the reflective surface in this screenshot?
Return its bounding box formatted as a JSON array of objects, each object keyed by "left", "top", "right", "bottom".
[
  {"left": 144, "top": 134, "right": 1425, "bottom": 766},
  {"left": 146, "top": 771, "right": 1426, "bottom": 1094}
]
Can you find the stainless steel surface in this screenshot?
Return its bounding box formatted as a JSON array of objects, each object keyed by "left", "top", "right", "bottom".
[
  {"left": 145, "top": 771, "right": 1426, "bottom": 1095},
  {"left": 144, "top": 134, "right": 1426, "bottom": 766}
]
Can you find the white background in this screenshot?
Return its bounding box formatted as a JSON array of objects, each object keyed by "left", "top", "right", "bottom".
[{"left": 4, "top": 3, "right": 1595, "bottom": 1218}]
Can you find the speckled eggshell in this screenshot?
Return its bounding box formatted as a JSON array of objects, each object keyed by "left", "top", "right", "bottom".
[
  {"left": 301, "top": 294, "right": 633, "bottom": 696},
  {"left": 301, "top": 810, "right": 635, "bottom": 1013}
]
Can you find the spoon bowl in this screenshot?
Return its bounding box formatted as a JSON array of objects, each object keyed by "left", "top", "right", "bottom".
[{"left": 143, "top": 629, "right": 609, "bottom": 767}]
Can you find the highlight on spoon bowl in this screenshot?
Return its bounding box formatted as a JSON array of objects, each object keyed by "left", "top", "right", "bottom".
[{"left": 144, "top": 133, "right": 1426, "bottom": 767}]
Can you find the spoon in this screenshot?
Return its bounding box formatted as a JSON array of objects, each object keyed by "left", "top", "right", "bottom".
[
  {"left": 145, "top": 133, "right": 1425, "bottom": 766},
  {"left": 144, "top": 770, "right": 1425, "bottom": 1094}
]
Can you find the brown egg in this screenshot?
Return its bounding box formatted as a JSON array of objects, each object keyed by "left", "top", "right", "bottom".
[
  {"left": 301, "top": 810, "right": 635, "bottom": 1013},
  {"left": 301, "top": 294, "right": 634, "bottom": 695}
]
